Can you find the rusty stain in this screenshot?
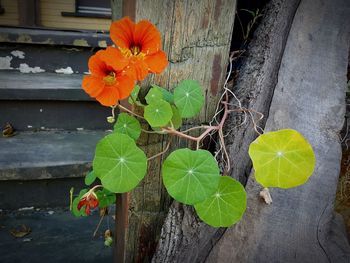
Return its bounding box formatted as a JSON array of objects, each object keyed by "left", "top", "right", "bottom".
[
  {"left": 210, "top": 54, "right": 222, "bottom": 96},
  {"left": 214, "top": 0, "right": 222, "bottom": 23}
]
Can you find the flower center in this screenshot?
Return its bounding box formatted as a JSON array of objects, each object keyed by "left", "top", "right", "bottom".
[
  {"left": 103, "top": 72, "right": 116, "bottom": 86},
  {"left": 120, "top": 46, "right": 145, "bottom": 59},
  {"left": 130, "top": 45, "right": 141, "bottom": 55}
]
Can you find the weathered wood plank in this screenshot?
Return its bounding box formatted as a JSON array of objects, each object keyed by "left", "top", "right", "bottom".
[
  {"left": 153, "top": 0, "right": 301, "bottom": 262},
  {"left": 115, "top": 1, "right": 236, "bottom": 262},
  {"left": 207, "top": 0, "right": 350, "bottom": 261}
]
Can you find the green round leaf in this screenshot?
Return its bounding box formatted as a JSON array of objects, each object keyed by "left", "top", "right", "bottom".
[
  {"left": 248, "top": 129, "right": 316, "bottom": 188},
  {"left": 145, "top": 87, "right": 163, "bottom": 104},
  {"left": 170, "top": 105, "right": 182, "bottom": 129},
  {"left": 72, "top": 189, "right": 88, "bottom": 217},
  {"left": 162, "top": 148, "right": 221, "bottom": 205},
  {"left": 174, "top": 80, "right": 204, "bottom": 118},
  {"left": 84, "top": 171, "right": 96, "bottom": 186},
  {"left": 144, "top": 99, "right": 173, "bottom": 127},
  {"left": 128, "top": 85, "right": 143, "bottom": 106},
  {"left": 113, "top": 113, "right": 141, "bottom": 140},
  {"left": 194, "top": 176, "right": 247, "bottom": 227},
  {"left": 93, "top": 133, "right": 147, "bottom": 193},
  {"left": 96, "top": 188, "right": 116, "bottom": 208},
  {"left": 151, "top": 84, "right": 174, "bottom": 104}
]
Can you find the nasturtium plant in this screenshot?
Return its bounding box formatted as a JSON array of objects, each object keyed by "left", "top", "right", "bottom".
[
  {"left": 95, "top": 188, "right": 116, "bottom": 208},
  {"left": 162, "top": 148, "right": 221, "bottom": 205},
  {"left": 174, "top": 80, "right": 204, "bottom": 118},
  {"left": 170, "top": 105, "right": 182, "bottom": 129},
  {"left": 128, "top": 85, "right": 143, "bottom": 106},
  {"left": 72, "top": 189, "right": 88, "bottom": 217},
  {"left": 73, "top": 15, "right": 318, "bottom": 238},
  {"left": 249, "top": 129, "right": 316, "bottom": 188},
  {"left": 93, "top": 133, "right": 147, "bottom": 193},
  {"left": 84, "top": 171, "right": 96, "bottom": 186},
  {"left": 114, "top": 113, "right": 141, "bottom": 140},
  {"left": 151, "top": 84, "right": 174, "bottom": 104},
  {"left": 144, "top": 99, "right": 173, "bottom": 127},
  {"left": 145, "top": 86, "right": 163, "bottom": 104},
  {"left": 194, "top": 176, "right": 247, "bottom": 227}
]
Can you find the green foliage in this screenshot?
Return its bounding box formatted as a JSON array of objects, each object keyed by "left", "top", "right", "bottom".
[
  {"left": 194, "top": 176, "right": 246, "bottom": 227},
  {"left": 151, "top": 84, "right": 174, "bottom": 104},
  {"left": 128, "top": 85, "right": 143, "bottom": 106},
  {"left": 93, "top": 133, "right": 147, "bottom": 193},
  {"left": 170, "top": 105, "right": 182, "bottom": 129},
  {"left": 145, "top": 87, "right": 163, "bottom": 104},
  {"left": 84, "top": 171, "right": 96, "bottom": 186},
  {"left": 249, "top": 129, "right": 316, "bottom": 188},
  {"left": 72, "top": 189, "right": 88, "bottom": 217},
  {"left": 114, "top": 113, "right": 141, "bottom": 140},
  {"left": 162, "top": 148, "right": 221, "bottom": 205},
  {"left": 144, "top": 99, "right": 173, "bottom": 127},
  {"left": 174, "top": 80, "right": 204, "bottom": 118},
  {"left": 95, "top": 188, "right": 116, "bottom": 208}
]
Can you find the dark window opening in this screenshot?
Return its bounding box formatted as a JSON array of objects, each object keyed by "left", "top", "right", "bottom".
[
  {"left": 0, "top": 0, "right": 4, "bottom": 15},
  {"left": 62, "top": 0, "right": 111, "bottom": 19}
]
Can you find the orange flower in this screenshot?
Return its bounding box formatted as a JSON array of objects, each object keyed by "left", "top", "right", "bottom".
[
  {"left": 77, "top": 192, "right": 99, "bottom": 215},
  {"left": 82, "top": 47, "right": 135, "bottom": 106},
  {"left": 110, "top": 16, "right": 168, "bottom": 81}
]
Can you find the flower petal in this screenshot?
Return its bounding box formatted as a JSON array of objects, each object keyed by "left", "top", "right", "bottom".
[
  {"left": 98, "top": 47, "right": 129, "bottom": 71},
  {"left": 82, "top": 75, "right": 105, "bottom": 97},
  {"left": 135, "top": 20, "right": 161, "bottom": 54},
  {"left": 125, "top": 59, "right": 149, "bottom": 81},
  {"left": 77, "top": 198, "right": 87, "bottom": 211},
  {"left": 95, "top": 86, "right": 120, "bottom": 106},
  {"left": 115, "top": 75, "right": 135, "bottom": 99},
  {"left": 110, "top": 16, "right": 135, "bottom": 49},
  {"left": 88, "top": 51, "right": 107, "bottom": 76},
  {"left": 144, "top": 51, "right": 168, "bottom": 74}
]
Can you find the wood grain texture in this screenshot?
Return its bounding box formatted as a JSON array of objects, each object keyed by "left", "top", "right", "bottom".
[
  {"left": 207, "top": 0, "right": 350, "bottom": 261},
  {"left": 117, "top": 1, "right": 236, "bottom": 262},
  {"left": 152, "top": 0, "right": 300, "bottom": 262}
]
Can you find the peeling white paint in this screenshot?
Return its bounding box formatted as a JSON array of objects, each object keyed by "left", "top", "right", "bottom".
[
  {"left": 83, "top": 71, "right": 90, "bottom": 75},
  {"left": 11, "top": 50, "right": 25, "bottom": 59},
  {"left": 27, "top": 125, "right": 33, "bottom": 128},
  {"left": 98, "top": 40, "right": 107, "bottom": 48},
  {"left": 19, "top": 63, "right": 45, "bottom": 73},
  {"left": 77, "top": 128, "right": 84, "bottom": 131},
  {"left": 55, "top": 67, "right": 74, "bottom": 74},
  {"left": 0, "top": 56, "right": 13, "bottom": 69}
]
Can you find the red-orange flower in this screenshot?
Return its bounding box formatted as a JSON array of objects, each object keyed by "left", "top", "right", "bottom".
[
  {"left": 110, "top": 16, "right": 168, "bottom": 81},
  {"left": 77, "top": 192, "right": 99, "bottom": 215},
  {"left": 82, "top": 47, "right": 135, "bottom": 106}
]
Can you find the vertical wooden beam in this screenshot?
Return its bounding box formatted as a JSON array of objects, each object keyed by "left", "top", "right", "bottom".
[
  {"left": 18, "top": 0, "right": 40, "bottom": 27},
  {"left": 111, "top": 0, "right": 236, "bottom": 262},
  {"left": 111, "top": 2, "right": 136, "bottom": 262}
]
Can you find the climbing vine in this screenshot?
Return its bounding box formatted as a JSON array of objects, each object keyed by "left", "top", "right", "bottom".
[{"left": 71, "top": 16, "right": 316, "bottom": 244}]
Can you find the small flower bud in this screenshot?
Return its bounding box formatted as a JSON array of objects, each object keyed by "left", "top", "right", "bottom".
[{"left": 107, "top": 116, "right": 115, "bottom": 123}]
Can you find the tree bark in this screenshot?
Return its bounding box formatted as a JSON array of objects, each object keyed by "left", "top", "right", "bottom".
[
  {"left": 153, "top": 0, "right": 301, "bottom": 262},
  {"left": 112, "top": 1, "right": 237, "bottom": 262},
  {"left": 207, "top": 0, "right": 350, "bottom": 261}
]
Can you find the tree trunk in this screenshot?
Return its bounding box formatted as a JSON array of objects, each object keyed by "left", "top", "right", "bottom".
[
  {"left": 153, "top": 0, "right": 301, "bottom": 261},
  {"left": 112, "top": 1, "right": 237, "bottom": 262},
  {"left": 154, "top": 0, "right": 350, "bottom": 262},
  {"left": 207, "top": 0, "right": 350, "bottom": 261}
]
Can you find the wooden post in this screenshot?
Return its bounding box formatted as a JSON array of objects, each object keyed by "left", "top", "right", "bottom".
[{"left": 111, "top": 0, "right": 236, "bottom": 261}]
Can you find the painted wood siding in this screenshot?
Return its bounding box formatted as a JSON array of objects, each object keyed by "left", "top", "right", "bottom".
[
  {"left": 0, "top": 0, "right": 19, "bottom": 26},
  {"left": 40, "top": 0, "right": 111, "bottom": 31}
]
